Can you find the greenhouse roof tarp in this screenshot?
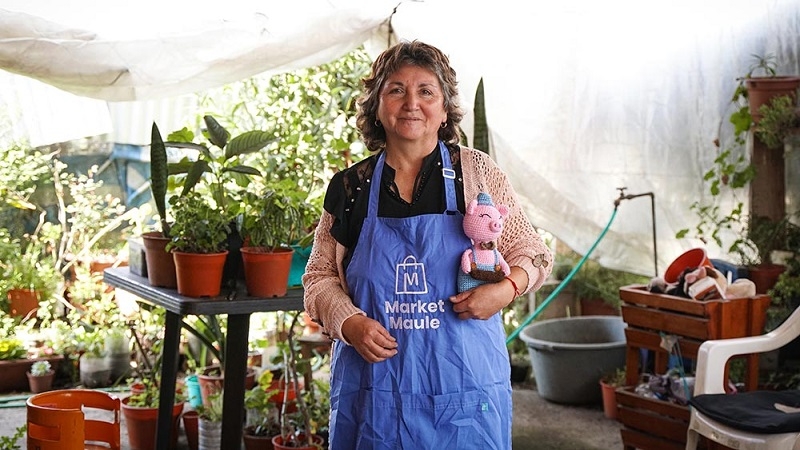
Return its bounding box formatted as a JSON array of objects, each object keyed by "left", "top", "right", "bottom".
[{"left": 1, "top": 0, "right": 800, "bottom": 276}]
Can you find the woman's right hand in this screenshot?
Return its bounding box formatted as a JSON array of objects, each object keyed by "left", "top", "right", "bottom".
[{"left": 341, "top": 315, "right": 398, "bottom": 363}]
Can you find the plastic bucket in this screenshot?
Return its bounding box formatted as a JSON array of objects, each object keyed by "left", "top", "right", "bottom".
[
  {"left": 520, "top": 316, "right": 626, "bottom": 404},
  {"left": 663, "top": 248, "right": 712, "bottom": 284}
]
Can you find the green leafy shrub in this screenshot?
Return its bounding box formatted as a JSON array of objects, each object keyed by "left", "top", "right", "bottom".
[{"left": 0, "top": 337, "right": 26, "bottom": 360}]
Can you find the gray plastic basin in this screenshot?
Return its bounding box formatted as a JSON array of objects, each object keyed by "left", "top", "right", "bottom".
[{"left": 520, "top": 315, "right": 627, "bottom": 405}]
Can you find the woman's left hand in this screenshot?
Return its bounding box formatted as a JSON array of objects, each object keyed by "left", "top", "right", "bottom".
[{"left": 449, "top": 279, "right": 517, "bottom": 320}]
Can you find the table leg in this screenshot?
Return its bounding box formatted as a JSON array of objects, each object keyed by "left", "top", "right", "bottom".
[
  {"left": 221, "top": 313, "right": 250, "bottom": 450},
  {"left": 156, "top": 311, "right": 182, "bottom": 450}
]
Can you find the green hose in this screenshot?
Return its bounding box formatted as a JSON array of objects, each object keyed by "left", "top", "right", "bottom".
[{"left": 505, "top": 206, "right": 619, "bottom": 345}]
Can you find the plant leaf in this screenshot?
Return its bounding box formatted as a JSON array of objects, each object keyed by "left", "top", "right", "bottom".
[
  {"left": 225, "top": 131, "right": 277, "bottom": 160},
  {"left": 150, "top": 122, "right": 169, "bottom": 234},
  {"left": 204, "top": 115, "right": 229, "bottom": 149},
  {"left": 224, "top": 165, "right": 262, "bottom": 177},
  {"left": 181, "top": 160, "right": 210, "bottom": 196}
]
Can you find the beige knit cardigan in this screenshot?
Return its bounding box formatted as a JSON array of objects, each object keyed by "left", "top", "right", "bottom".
[{"left": 302, "top": 146, "right": 553, "bottom": 343}]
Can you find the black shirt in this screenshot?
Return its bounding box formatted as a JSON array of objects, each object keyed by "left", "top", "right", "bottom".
[{"left": 323, "top": 143, "right": 465, "bottom": 268}]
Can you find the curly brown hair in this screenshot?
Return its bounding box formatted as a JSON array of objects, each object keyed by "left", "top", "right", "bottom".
[{"left": 356, "top": 40, "right": 464, "bottom": 152}]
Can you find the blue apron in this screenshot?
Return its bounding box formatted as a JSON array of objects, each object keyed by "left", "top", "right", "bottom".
[{"left": 328, "top": 142, "right": 512, "bottom": 450}]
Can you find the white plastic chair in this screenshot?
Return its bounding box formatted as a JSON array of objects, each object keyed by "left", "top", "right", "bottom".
[{"left": 686, "top": 306, "right": 800, "bottom": 450}]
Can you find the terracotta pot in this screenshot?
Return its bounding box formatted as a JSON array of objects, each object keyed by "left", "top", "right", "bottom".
[
  {"left": 747, "top": 263, "right": 786, "bottom": 294},
  {"left": 142, "top": 231, "right": 177, "bottom": 288},
  {"left": 90, "top": 256, "right": 125, "bottom": 275},
  {"left": 302, "top": 311, "right": 321, "bottom": 335},
  {"left": 271, "top": 434, "right": 323, "bottom": 450},
  {"left": 579, "top": 297, "right": 620, "bottom": 316},
  {"left": 746, "top": 76, "right": 800, "bottom": 123},
  {"left": 243, "top": 432, "right": 275, "bottom": 450},
  {"left": 26, "top": 370, "right": 55, "bottom": 394},
  {"left": 0, "top": 356, "right": 62, "bottom": 393},
  {"left": 7, "top": 288, "right": 40, "bottom": 318},
  {"left": 121, "top": 396, "right": 184, "bottom": 450},
  {"left": 182, "top": 410, "right": 199, "bottom": 450},
  {"left": 267, "top": 378, "right": 301, "bottom": 413},
  {"left": 600, "top": 381, "right": 619, "bottom": 420},
  {"left": 173, "top": 250, "right": 229, "bottom": 298},
  {"left": 240, "top": 247, "right": 294, "bottom": 297},
  {"left": 248, "top": 351, "right": 263, "bottom": 368},
  {"left": 197, "top": 364, "right": 257, "bottom": 408}
]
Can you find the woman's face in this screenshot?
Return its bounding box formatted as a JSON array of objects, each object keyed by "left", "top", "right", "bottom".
[{"left": 376, "top": 64, "right": 447, "bottom": 147}]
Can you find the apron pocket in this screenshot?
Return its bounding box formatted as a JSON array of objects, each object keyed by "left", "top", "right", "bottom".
[{"left": 340, "top": 387, "right": 509, "bottom": 450}]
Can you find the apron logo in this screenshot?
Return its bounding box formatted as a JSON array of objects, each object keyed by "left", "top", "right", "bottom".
[{"left": 395, "top": 255, "right": 428, "bottom": 295}]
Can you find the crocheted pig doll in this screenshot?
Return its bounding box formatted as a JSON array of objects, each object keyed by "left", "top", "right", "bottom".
[{"left": 457, "top": 192, "right": 511, "bottom": 293}]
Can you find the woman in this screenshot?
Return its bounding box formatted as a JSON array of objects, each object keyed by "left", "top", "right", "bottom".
[{"left": 303, "top": 40, "right": 553, "bottom": 449}]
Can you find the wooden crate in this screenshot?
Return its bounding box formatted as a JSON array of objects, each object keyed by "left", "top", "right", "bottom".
[
  {"left": 617, "top": 386, "right": 689, "bottom": 450},
  {"left": 617, "top": 285, "right": 770, "bottom": 450},
  {"left": 616, "top": 387, "right": 732, "bottom": 450},
  {"left": 619, "top": 284, "right": 770, "bottom": 389}
]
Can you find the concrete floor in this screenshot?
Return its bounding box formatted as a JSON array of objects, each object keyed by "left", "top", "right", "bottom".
[{"left": 0, "top": 382, "right": 623, "bottom": 449}]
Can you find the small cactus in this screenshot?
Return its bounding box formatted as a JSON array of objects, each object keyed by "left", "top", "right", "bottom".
[{"left": 30, "top": 360, "right": 51, "bottom": 377}]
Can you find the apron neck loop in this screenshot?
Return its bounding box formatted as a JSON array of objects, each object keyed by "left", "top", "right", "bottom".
[{"left": 368, "top": 142, "right": 458, "bottom": 217}]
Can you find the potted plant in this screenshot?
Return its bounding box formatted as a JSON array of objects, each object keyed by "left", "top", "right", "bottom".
[
  {"left": 166, "top": 191, "right": 231, "bottom": 298},
  {"left": 27, "top": 360, "right": 54, "bottom": 393},
  {"left": 272, "top": 313, "right": 324, "bottom": 450},
  {"left": 104, "top": 327, "right": 132, "bottom": 385},
  {"left": 141, "top": 121, "right": 179, "bottom": 288},
  {"left": 121, "top": 377, "right": 186, "bottom": 450},
  {"left": 243, "top": 370, "right": 281, "bottom": 450},
  {"left": 754, "top": 93, "right": 800, "bottom": 150},
  {"left": 766, "top": 256, "right": 800, "bottom": 366},
  {"left": 0, "top": 228, "right": 61, "bottom": 318},
  {"left": 78, "top": 329, "right": 111, "bottom": 388},
  {"left": 197, "top": 391, "right": 223, "bottom": 450},
  {"left": 570, "top": 258, "right": 649, "bottom": 315},
  {"left": 768, "top": 261, "right": 800, "bottom": 327},
  {"left": 739, "top": 53, "right": 800, "bottom": 124},
  {"left": 183, "top": 314, "right": 257, "bottom": 408},
  {"left": 599, "top": 367, "right": 626, "bottom": 420},
  {"left": 240, "top": 181, "right": 316, "bottom": 297},
  {"left": 301, "top": 378, "right": 330, "bottom": 446},
  {"left": 167, "top": 114, "right": 277, "bottom": 285},
  {"left": 731, "top": 214, "right": 800, "bottom": 294},
  {"left": 0, "top": 317, "right": 61, "bottom": 394},
  {"left": 0, "top": 336, "right": 29, "bottom": 393}
]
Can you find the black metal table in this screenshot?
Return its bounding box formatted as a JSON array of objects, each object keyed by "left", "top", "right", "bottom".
[{"left": 103, "top": 267, "right": 305, "bottom": 450}]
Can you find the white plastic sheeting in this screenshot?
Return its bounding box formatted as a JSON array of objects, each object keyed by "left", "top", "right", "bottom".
[
  {"left": 0, "top": 0, "right": 396, "bottom": 101},
  {"left": 1, "top": 0, "right": 799, "bottom": 275},
  {"left": 389, "top": 0, "right": 800, "bottom": 275}
]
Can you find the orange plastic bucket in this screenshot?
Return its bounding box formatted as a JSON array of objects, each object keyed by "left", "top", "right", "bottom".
[{"left": 664, "top": 248, "right": 712, "bottom": 284}]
